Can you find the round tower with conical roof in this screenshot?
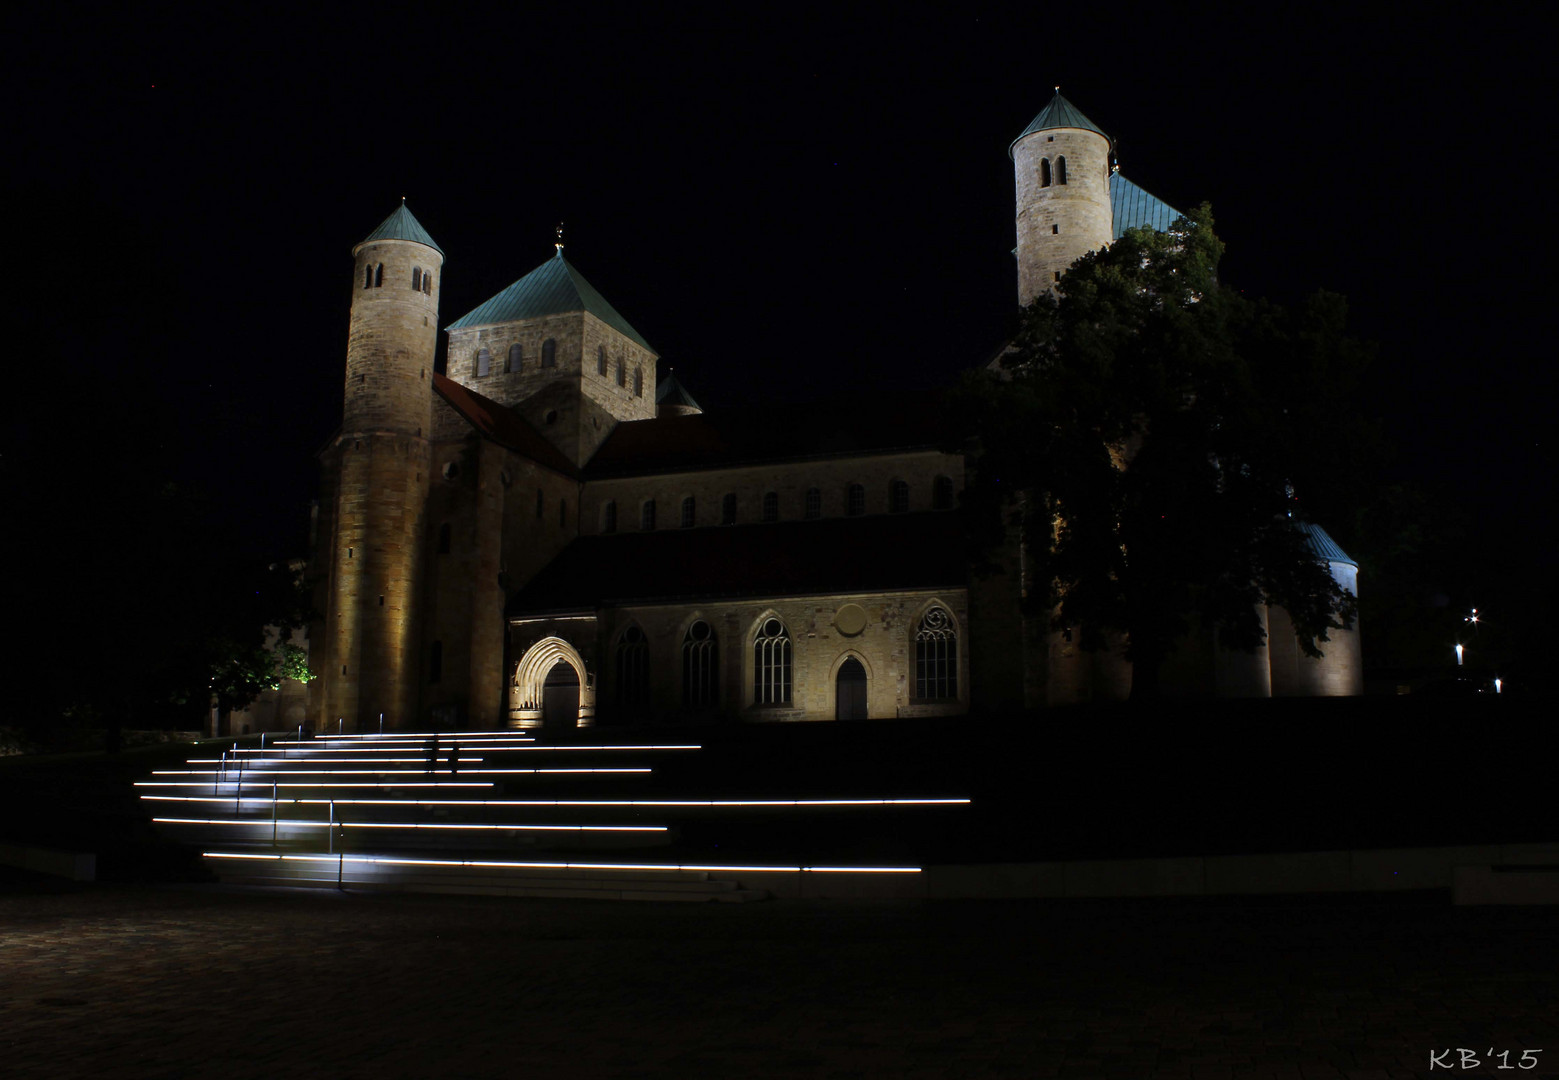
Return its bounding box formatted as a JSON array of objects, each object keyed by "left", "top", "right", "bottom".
[
  {"left": 321, "top": 203, "right": 443, "bottom": 732},
  {"left": 1011, "top": 91, "right": 1114, "bottom": 305}
]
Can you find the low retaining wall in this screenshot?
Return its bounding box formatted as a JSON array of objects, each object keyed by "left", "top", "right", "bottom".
[{"left": 0, "top": 842, "right": 96, "bottom": 881}]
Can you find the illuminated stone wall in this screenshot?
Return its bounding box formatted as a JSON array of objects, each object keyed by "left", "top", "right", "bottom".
[{"left": 1013, "top": 125, "right": 1113, "bottom": 306}]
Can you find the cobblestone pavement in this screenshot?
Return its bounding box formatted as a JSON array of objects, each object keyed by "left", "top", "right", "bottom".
[{"left": 1, "top": 879, "right": 1556, "bottom": 1079}]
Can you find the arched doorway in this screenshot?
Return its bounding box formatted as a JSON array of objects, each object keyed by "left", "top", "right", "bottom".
[
  {"left": 836, "top": 656, "right": 867, "bottom": 720},
  {"left": 542, "top": 661, "right": 580, "bottom": 728}
]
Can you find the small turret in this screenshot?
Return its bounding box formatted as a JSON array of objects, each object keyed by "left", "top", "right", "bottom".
[
  {"left": 1010, "top": 90, "right": 1114, "bottom": 305},
  {"left": 655, "top": 372, "right": 703, "bottom": 418}
]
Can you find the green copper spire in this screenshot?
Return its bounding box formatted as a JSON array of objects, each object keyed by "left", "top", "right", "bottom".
[
  {"left": 1009, "top": 89, "right": 1111, "bottom": 158},
  {"left": 359, "top": 201, "right": 443, "bottom": 254}
]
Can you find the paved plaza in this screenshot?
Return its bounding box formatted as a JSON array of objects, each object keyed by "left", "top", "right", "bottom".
[{"left": 1, "top": 877, "right": 1555, "bottom": 1079}]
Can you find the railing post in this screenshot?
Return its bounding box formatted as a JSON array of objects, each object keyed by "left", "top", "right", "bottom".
[
  {"left": 379, "top": 712, "right": 384, "bottom": 735},
  {"left": 271, "top": 781, "right": 278, "bottom": 847},
  {"left": 328, "top": 799, "right": 335, "bottom": 855},
  {"left": 235, "top": 763, "right": 242, "bottom": 814}
]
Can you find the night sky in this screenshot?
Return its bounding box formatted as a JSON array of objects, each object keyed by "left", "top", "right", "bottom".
[{"left": 6, "top": 11, "right": 1550, "bottom": 598}]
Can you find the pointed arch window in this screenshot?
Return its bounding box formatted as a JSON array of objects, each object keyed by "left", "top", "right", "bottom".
[
  {"left": 915, "top": 606, "right": 957, "bottom": 700},
  {"left": 753, "top": 618, "right": 792, "bottom": 705},
  {"left": 721, "top": 493, "right": 737, "bottom": 525},
  {"left": 933, "top": 475, "right": 955, "bottom": 510},
  {"left": 641, "top": 499, "right": 656, "bottom": 531},
  {"left": 541, "top": 339, "right": 557, "bottom": 368},
  {"left": 889, "top": 479, "right": 909, "bottom": 514},
  {"left": 805, "top": 487, "right": 821, "bottom": 519},
  {"left": 507, "top": 343, "right": 523, "bottom": 372},
  {"left": 762, "top": 491, "right": 779, "bottom": 523},
  {"left": 616, "top": 625, "right": 649, "bottom": 712},
  {"left": 681, "top": 496, "right": 696, "bottom": 528},
  {"left": 412, "top": 267, "right": 422, "bottom": 291},
  {"left": 1056, "top": 155, "right": 1068, "bottom": 185},
  {"left": 476, "top": 347, "right": 491, "bottom": 377},
  {"left": 602, "top": 500, "right": 617, "bottom": 534},
  {"left": 682, "top": 620, "right": 718, "bottom": 709},
  {"left": 597, "top": 345, "right": 608, "bottom": 376},
  {"left": 847, "top": 483, "right": 866, "bottom": 517},
  {"left": 1040, "top": 158, "right": 1051, "bottom": 187}
]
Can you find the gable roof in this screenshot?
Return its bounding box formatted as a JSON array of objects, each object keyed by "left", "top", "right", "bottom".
[
  {"left": 358, "top": 203, "right": 443, "bottom": 254},
  {"left": 507, "top": 512, "right": 968, "bottom": 614},
  {"left": 1110, "top": 172, "right": 1182, "bottom": 239},
  {"left": 1010, "top": 92, "right": 1110, "bottom": 157},
  {"left": 431, "top": 373, "right": 578, "bottom": 477},
  {"left": 584, "top": 389, "right": 953, "bottom": 478},
  {"left": 446, "top": 249, "right": 654, "bottom": 350}
]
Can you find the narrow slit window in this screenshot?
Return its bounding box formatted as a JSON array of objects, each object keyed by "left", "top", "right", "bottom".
[
  {"left": 1056, "top": 156, "right": 1067, "bottom": 185},
  {"left": 374, "top": 264, "right": 383, "bottom": 288},
  {"left": 597, "top": 345, "right": 608, "bottom": 376},
  {"left": 1040, "top": 158, "right": 1051, "bottom": 187},
  {"left": 412, "top": 267, "right": 422, "bottom": 291},
  {"left": 634, "top": 367, "right": 643, "bottom": 397}
]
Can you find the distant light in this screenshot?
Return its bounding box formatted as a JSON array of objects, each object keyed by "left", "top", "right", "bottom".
[
  {"left": 1495, "top": 678, "right": 1502, "bottom": 693},
  {"left": 1455, "top": 643, "right": 1465, "bottom": 666}
]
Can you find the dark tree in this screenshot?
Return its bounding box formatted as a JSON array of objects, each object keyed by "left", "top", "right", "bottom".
[{"left": 954, "top": 206, "right": 1373, "bottom": 698}]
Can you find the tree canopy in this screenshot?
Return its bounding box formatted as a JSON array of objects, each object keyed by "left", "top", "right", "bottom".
[{"left": 953, "top": 205, "right": 1375, "bottom": 698}]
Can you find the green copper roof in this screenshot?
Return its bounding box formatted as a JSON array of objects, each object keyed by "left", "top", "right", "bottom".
[
  {"left": 655, "top": 372, "right": 702, "bottom": 411},
  {"left": 359, "top": 203, "right": 443, "bottom": 254},
  {"left": 1110, "top": 173, "right": 1182, "bottom": 239},
  {"left": 1299, "top": 522, "right": 1357, "bottom": 568},
  {"left": 1009, "top": 91, "right": 1110, "bottom": 158},
  {"left": 446, "top": 250, "right": 653, "bottom": 351}
]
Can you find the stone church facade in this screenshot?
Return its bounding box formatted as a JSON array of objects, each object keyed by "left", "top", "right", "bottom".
[{"left": 297, "top": 91, "right": 1361, "bottom": 734}]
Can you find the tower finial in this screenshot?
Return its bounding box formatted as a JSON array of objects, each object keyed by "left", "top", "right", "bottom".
[
  {"left": 401, "top": 195, "right": 406, "bottom": 204},
  {"left": 555, "top": 221, "right": 565, "bottom": 252},
  {"left": 1054, "top": 85, "right": 1060, "bottom": 94}
]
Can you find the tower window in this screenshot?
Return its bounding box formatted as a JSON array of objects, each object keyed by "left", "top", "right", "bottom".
[
  {"left": 476, "top": 347, "right": 491, "bottom": 377},
  {"left": 753, "top": 618, "right": 792, "bottom": 705},
  {"left": 933, "top": 475, "right": 955, "bottom": 510},
  {"left": 542, "top": 339, "right": 557, "bottom": 368},
  {"left": 374, "top": 264, "right": 383, "bottom": 288},
  {"left": 681, "top": 496, "right": 696, "bottom": 528},
  {"left": 762, "top": 491, "right": 779, "bottom": 523},
  {"left": 423, "top": 271, "right": 432, "bottom": 295},
  {"left": 1040, "top": 158, "right": 1051, "bottom": 187},
  {"left": 507, "top": 343, "right": 522, "bottom": 372},
  {"left": 363, "top": 265, "right": 372, "bottom": 289},
  {"left": 412, "top": 267, "right": 422, "bottom": 291},
  {"left": 597, "top": 345, "right": 608, "bottom": 376},
  {"left": 641, "top": 500, "right": 656, "bottom": 531},
  {"left": 633, "top": 367, "right": 643, "bottom": 397},
  {"left": 804, "top": 487, "right": 821, "bottom": 519},
  {"left": 602, "top": 500, "right": 617, "bottom": 534},
  {"left": 1052, "top": 224, "right": 1059, "bottom": 234},
  {"left": 721, "top": 493, "right": 737, "bottom": 525},
  {"left": 617, "top": 359, "right": 626, "bottom": 387},
  {"left": 437, "top": 522, "right": 451, "bottom": 553},
  {"left": 847, "top": 483, "right": 866, "bottom": 517},
  {"left": 889, "top": 479, "right": 909, "bottom": 514},
  {"left": 1056, "top": 155, "right": 1067, "bottom": 185}
]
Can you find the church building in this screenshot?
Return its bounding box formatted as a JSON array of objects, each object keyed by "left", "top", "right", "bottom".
[{"left": 300, "top": 91, "right": 1362, "bottom": 733}]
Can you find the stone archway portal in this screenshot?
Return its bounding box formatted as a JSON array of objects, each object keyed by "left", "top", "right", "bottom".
[{"left": 511, "top": 636, "right": 595, "bottom": 728}]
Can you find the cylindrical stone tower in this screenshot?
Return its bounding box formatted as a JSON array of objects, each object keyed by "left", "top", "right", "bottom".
[
  {"left": 324, "top": 203, "right": 443, "bottom": 732},
  {"left": 1011, "top": 91, "right": 1114, "bottom": 306}
]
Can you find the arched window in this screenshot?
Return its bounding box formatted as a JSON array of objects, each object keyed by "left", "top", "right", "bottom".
[
  {"left": 682, "top": 621, "right": 718, "bottom": 709},
  {"left": 933, "top": 475, "right": 955, "bottom": 510},
  {"left": 1040, "top": 158, "right": 1051, "bottom": 187},
  {"left": 602, "top": 500, "right": 617, "bottom": 534},
  {"left": 507, "top": 343, "right": 522, "bottom": 372},
  {"left": 429, "top": 640, "right": 443, "bottom": 684},
  {"left": 641, "top": 500, "right": 656, "bottom": 531},
  {"left": 363, "top": 265, "right": 373, "bottom": 289},
  {"left": 847, "top": 483, "right": 866, "bottom": 517},
  {"left": 615, "top": 625, "right": 649, "bottom": 712},
  {"left": 616, "top": 358, "right": 626, "bottom": 387},
  {"left": 374, "top": 263, "right": 384, "bottom": 288},
  {"left": 721, "top": 493, "right": 737, "bottom": 525},
  {"left": 681, "top": 496, "right": 696, "bottom": 528},
  {"left": 437, "top": 522, "right": 451, "bottom": 554},
  {"left": 753, "top": 618, "right": 792, "bottom": 705},
  {"left": 476, "top": 347, "right": 491, "bottom": 377},
  {"left": 762, "top": 491, "right": 779, "bottom": 523},
  {"left": 412, "top": 267, "right": 422, "bottom": 291},
  {"left": 915, "top": 606, "right": 957, "bottom": 700},
  {"left": 541, "top": 339, "right": 557, "bottom": 368},
  {"left": 889, "top": 480, "right": 909, "bottom": 514},
  {"left": 535, "top": 488, "right": 544, "bottom": 519},
  {"left": 597, "top": 345, "right": 608, "bottom": 376},
  {"left": 633, "top": 367, "right": 644, "bottom": 397},
  {"left": 423, "top": 272, "right": 432, "bottom": 295},
  {"left": 805, "top": 488, "right": 821, "bottom": 519},
  {"left": 1056, "top": 155, "right": 1067, "bottom": 185}
]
